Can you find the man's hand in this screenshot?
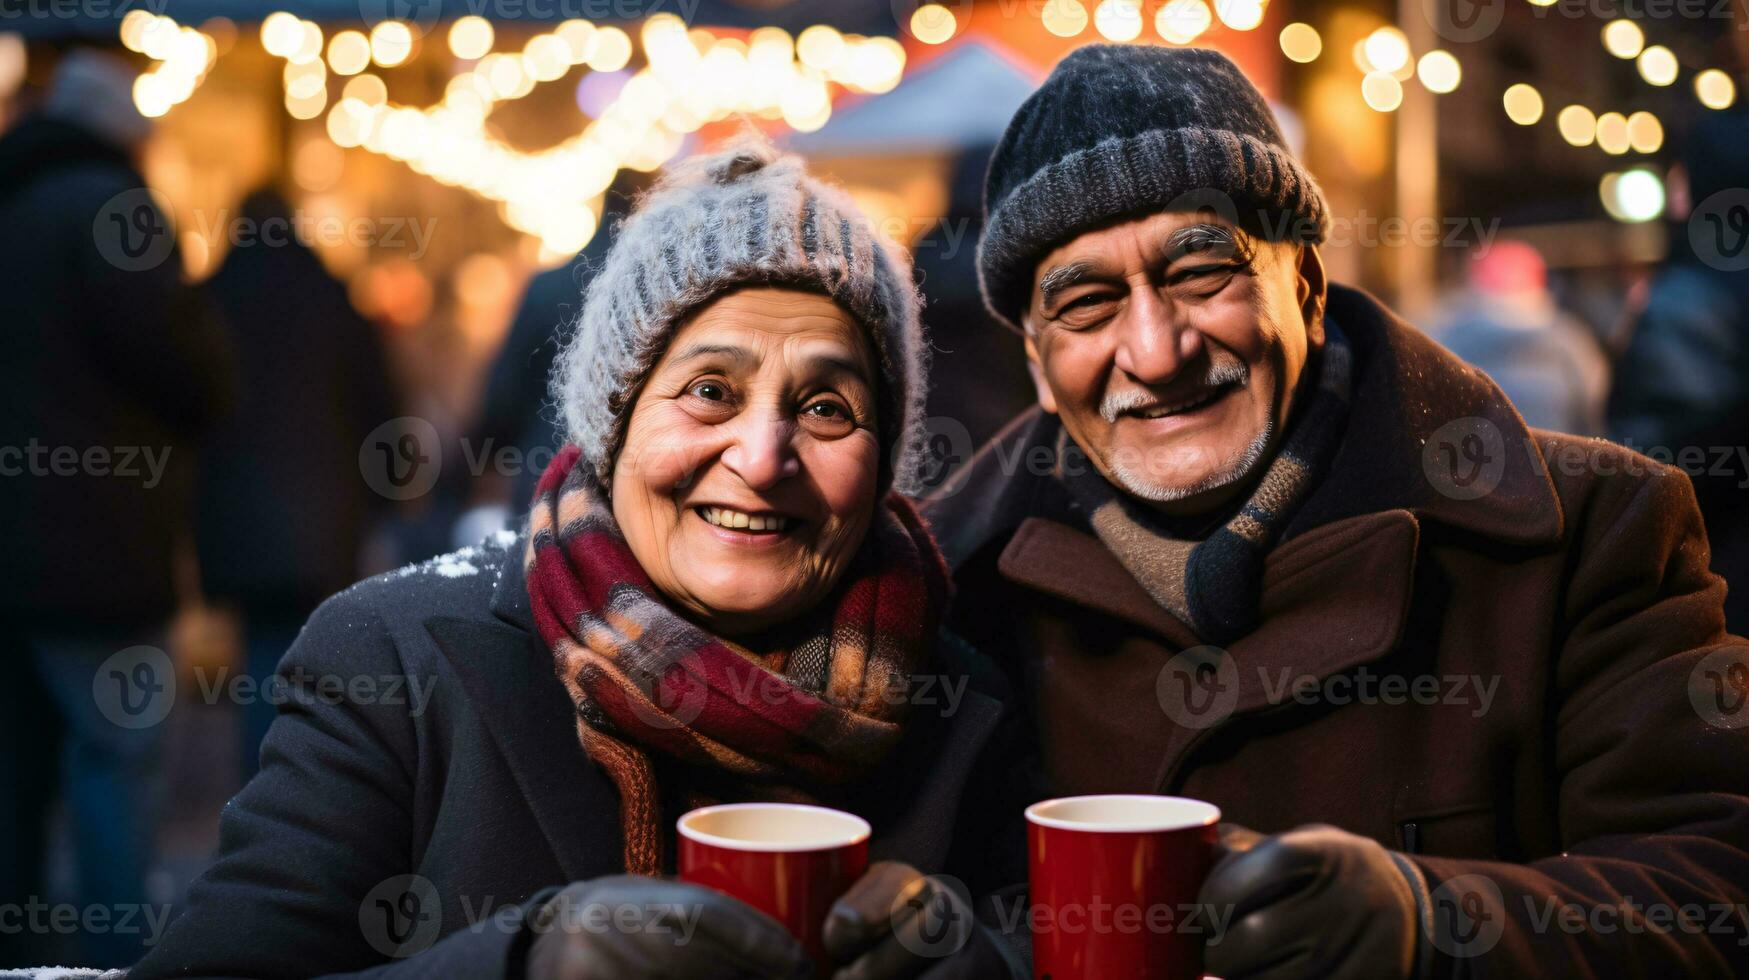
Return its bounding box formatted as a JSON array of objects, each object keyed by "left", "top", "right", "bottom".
[
  {"left": 525, "top": 875, "right": 811, "bottom": 980},
  {"left": 1198, "top": 823, "right": 1422, "bottom": 980},
  {"left": 823, "top": 861, "right": 1020, "bottom": 979}
]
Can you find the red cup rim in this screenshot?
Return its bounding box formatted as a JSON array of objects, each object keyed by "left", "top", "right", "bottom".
[
  {"left": 677, "top": 802, "right": 872, "bottom": 853},
  {"left": 1025, "top": 794, "right": 1221, "bottom": 833}
]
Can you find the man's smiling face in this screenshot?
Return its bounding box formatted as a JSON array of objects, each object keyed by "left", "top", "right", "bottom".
[{"left": 1023, "top": 210, "right": 1327, "bottom": 513}]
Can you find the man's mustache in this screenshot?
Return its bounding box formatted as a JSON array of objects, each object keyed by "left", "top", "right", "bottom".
[{"left": 1100, "top": 356, "right": 1249, "bottom": 423}]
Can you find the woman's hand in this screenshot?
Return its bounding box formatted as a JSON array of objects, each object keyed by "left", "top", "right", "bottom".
[
  {"left": 525, "top": 876, "right": 811, "bottom": 980},
  {"left": 1198, "top": 823, "right": 1422, "bottom": 980},
  {"left": 823, "top": 861, "right": 1021, "bottom": 979}
]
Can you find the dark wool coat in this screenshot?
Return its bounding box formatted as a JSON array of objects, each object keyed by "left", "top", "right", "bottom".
[
  {"left": 130, "top": 533, "right": 1003, "bottom": 978},
  {"left": 927, "top": 284, "right": 1749, "bottom": 977}
]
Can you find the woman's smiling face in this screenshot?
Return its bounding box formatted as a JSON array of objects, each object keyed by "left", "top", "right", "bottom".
[{"left": 610, "top": 287, "right": 882, "bottom": 636}]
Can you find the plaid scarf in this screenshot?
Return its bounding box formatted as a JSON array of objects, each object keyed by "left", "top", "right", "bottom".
[
  {"left": 525, "top": 445, "right": 950, "bottom": 875},
  {"left": 1060, "top": 323, "right": 1353, "bottom": 645}
]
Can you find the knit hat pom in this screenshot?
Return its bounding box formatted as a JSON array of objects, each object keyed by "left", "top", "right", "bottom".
[
  {"left": 707, "top": 147, "right": 773, "bottom": 184},
  {"left": 656, "top": 135, "right": 790, "bottom": 192}
]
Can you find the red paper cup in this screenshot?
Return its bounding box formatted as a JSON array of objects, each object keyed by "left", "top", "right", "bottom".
[
  {"left": 1026, "top": 794, "right": 1221, "bottom": 980},
  {"left": 678, "top": 802, "right": 870, "bottom": 972}
]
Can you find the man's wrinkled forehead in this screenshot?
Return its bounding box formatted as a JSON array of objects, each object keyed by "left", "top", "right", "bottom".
[{"left": 1031, "top": 210, "right": 1254, "bottom": 301}]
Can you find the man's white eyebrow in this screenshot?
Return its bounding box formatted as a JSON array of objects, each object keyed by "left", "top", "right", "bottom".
[
  {"left": 1160, "top": 222, "right": 1247, "bottom": 262},
  {"left": 1037, "top": 261, "right": 1097, "bottom": 305}
]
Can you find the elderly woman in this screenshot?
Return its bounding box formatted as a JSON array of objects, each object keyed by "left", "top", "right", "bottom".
[{"left": 131, "top": 144, "right": 1014, "bottom": 980}]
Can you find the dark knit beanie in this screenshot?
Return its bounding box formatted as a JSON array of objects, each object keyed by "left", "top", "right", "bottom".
[{"left": 978, "top": 45, "right": 1329, "bottom": 331}]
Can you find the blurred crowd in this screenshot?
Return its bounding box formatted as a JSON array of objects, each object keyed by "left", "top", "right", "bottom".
[{"left": 2, "top": 37, "right": 1748, "bottom": 970}]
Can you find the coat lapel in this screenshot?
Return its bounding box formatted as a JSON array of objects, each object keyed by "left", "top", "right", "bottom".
[
  {"left": 424, "top": 544, "right": 624, "bottom": 884},
  {"left": 994, "top": 505, "right": 1422, "bottom": 792},
  {"left": 998, "top": 515, "right": 1203, "bottom": 649}
]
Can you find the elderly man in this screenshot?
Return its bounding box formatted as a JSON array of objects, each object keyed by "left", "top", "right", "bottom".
[{"left": 929, "top": 45, "right": 1749, "bottom": 978}]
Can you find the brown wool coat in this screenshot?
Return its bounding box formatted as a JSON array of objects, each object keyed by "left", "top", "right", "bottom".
[{"left": 927, "top": 284, "right": 1749, "bottom": 978}]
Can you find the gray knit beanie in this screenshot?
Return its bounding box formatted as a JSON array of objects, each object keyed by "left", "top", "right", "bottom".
[
  {"left": 552, "top": 137, "right": 928, "bottom": 495},
  {"left": 979, "top": 45, "right": 1329, "bottom": 331}
]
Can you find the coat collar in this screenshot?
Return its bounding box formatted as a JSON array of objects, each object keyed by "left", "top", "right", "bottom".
[
  {"left": 998, "top": 508, "right": 1420, "bottom": 679},
  {"left": 926, "top": 282, "right": 1564, "bottom": 575},
  {"left": 424, "top": 540, "right": 626, "bottom": 884},
  {"left": 1286, "top": 284, "right": 1563, "bottom": 546}
]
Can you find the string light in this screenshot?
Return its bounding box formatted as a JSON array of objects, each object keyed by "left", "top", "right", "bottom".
[
  {"left": 260, "top": 11, "right": 303, "bottom": 59},
  {"left": 1416, "top": 50, "right": 1460, "bottom": 93},
  {"left": 1156, "top": 0, "right": 1212, "bottom": 44},
  {"left": 121, "top": 10, "right": 218, "bottom": 117},
  {"left": 343, "top": 73, "right": 388, "bottom": 106},
  {"left": 263, "top": 12, "right": 905, "bottom": 259},
  {"left": 796, "top": 25, "right": 845, "bottom": 70},
  {"left": 1278, "top": 22, "right": 1320, "bottom": 63},
  {"left": 327, "top": 30, "right": 371, "bottom": 76},
  {"left": 1363, "top": 27, "right": 1410, "bottom": 75},
  {"left": 1361, "top": 71, "right": 1403, "bottom": 112},
  {"left": 1556, "top": 104, "right": 1596, "bottom": 146},
  {"left": 1635, "top": 45, "right": 1677, "bottom": 86},
  {"left": 1093, "top": 0, "right": 1144, "bottom": 42},
  {"left": 1213, "top": 0, "right": 1265, "bottom": 31},
  {"left": 1603, "top": 22, "right": 1733, "bottom": 110},
  {"left": 290, "top": 20, "right": 323, "bottom": 65},
  {"left": 1600, "top": 169, "right": 1664, "bottom": 222},
  {"left": 448, "top": 16, "right": 494, "bottom": 60},
  {"left": 1625, "top": 110, "right": 1662, "bottom": 153},
  {"left": 369, "top": 21, "right": 414, "bottom": 68},
  {"left": 1601, "top": 19, "right": 1643, "bottom": 59},
  {"left": 909, "top": 4, "right": 958, "bottom": 44},
  {"left": 1042, "top": 0, "right": 1090, "bottom": 37},
  {"left": 1503, "top": 83, "right": 1544, "bottom": 125},
  {"left": 1695, "top": 68, "right": 1736, "bottom": 109},
  {"left": 1594, "top": 111, "right": 1630, "bottom": 154}
]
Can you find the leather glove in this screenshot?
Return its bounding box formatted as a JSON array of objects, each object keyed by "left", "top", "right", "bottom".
[
  {"left": 823, "top": 861, "right": 1022, "bottom": 979},
  {"left": 525, "top": 875, "right": 811, "bottom": 980},
  {"left": 1198, "top": 823, "right": 1423, "bottom": 980}
]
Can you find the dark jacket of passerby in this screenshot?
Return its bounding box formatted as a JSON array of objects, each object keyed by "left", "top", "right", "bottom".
[
  {"left": 1609, "top": 110, "right": 1749, "bottom": 635},
  {"left": 0, "top": 113, "right": 233, "bottom": 626},
  {"left": 193, "top": 189, "right": 396, "bottom": 611},
  {"left": 930, "top": 283, "right": 1749, "bottom": 978}
]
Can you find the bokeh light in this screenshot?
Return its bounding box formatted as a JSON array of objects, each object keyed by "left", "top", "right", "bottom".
[
  {"left": 1156, "top": 0, "right": 1212, "bottom": 44},
  {"left": 1695, "top": 69, "right": 1736, "bottom": 109},
  {"left": 1279, "top": 22, "right": 1321, "bottom": 63},
  {"left": 1361, "top": 71, "right": 1403, "bottom": 112},
  {"left": 909, "top": 4, "right": 958, "bottom": 44},
  {"left": 369, "top": 21, "right": 413, "bottom": 68},
  {"left": 1626, "top": 110, "right": 1662, "bottom": 153},
  {"left": 1094, "top": 0, "right": 1144, "bottom": 42},
  {"left": 1503, "top": 83, "right": 1543, "bottom": 125},
  {"left": 1600, "top": 169, "right": 1664, "bottom": 222},
  {"left": 448, "top": 16, "right": 494, "bottom": 60},
  {"left": 1042, "top": 0, "right": 1090, "bottom": 37},
  {"left": 1363, "top": 27, "right": 1410, "bottom": 75},
  {"left": 1594, "top": 111, "right": 1630, "bottom": 154},
  {"left": 1601, "top": 19, "right": 1643, "bottom": 59},
  {"left": 1556, "top": 104, "right": 1596, "bottom": 146},
  {"left": 1214, "top": 0, "right": 1264, "bottom": 31},
  {"left": 327, "top": 31, "right": 370, "bottom": 76},
  {"left": 1416, "top": 50, "right": 1460, "bottom": 93},
  {"left": 1636, "top": 45, "right": 1678, "bottom": 86}
]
